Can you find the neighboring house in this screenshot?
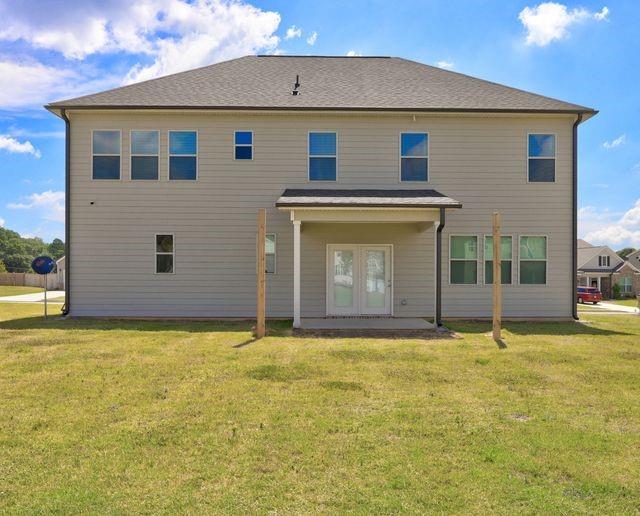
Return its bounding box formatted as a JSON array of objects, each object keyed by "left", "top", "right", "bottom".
[
  {"left": 45, "top": 55, "right": 597, "bottom": 324},
  {"left": 577, "top": 239, "right": 640, "bottom": 298},
  {"left": 627, "top": 249, "right": 640, "bottom": 271},
  {"left": 55, "top": 256, "right": 66, "bottom": 290}
]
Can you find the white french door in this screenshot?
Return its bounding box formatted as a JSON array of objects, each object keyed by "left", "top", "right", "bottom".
[{"left": 327, "top": 245, "right": 392, "bottom": 316}]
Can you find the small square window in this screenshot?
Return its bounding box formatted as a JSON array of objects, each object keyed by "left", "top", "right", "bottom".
[{"left": 234, "top": 131, "right": 253, "bottom": 160}]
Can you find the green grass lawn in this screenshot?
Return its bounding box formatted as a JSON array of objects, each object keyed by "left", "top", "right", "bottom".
[
  {"left": 608, "top": 298, "right": 639, "bottom": 308},
  {"left": 0, "top": 286, "right": 43, "bottom": 297},
  {"left": 1, "top": 303, "right": 639, "bottom": 513}
]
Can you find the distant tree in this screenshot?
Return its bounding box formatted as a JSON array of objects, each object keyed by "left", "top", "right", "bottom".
[
  {"left": 0, "top": 260, "right": 6, "bottom": 273},
  {"left": 48, "top": 238, "right": 65, "bottom": 259},
  {"left": 0, "top": 226, "right": 63, "bottom": 271},
  {"left": 617, "top": 247, "right": 637, "bottom": 260}
]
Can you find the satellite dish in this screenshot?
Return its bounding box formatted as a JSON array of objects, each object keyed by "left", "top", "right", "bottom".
[{"left": 31, "top": 256, "right": 55, "bottom": 275}]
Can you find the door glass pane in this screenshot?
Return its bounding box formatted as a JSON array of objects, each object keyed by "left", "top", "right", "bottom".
[
  {"left": 333, "top": 250, "right": 354, "bottom": 307},
  {"left": 364, "top": 250, "right": 386, "bottom": 308}
]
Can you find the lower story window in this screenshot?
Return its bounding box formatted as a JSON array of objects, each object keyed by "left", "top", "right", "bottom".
[
  {"left": 266, "top": 233, "right": 276, "bottom": 273},
  {"left": 156, "top": 234, "right": 174, "bottom": 273},
  {"left": 484, "top": 236, "right": 512, "bottom": 284},
  {"left": 619, "top": 276, "right": 632, "bottom": 294},
  {"left": 519, "top": 236, "right": 547, "bottom": 284},
  {"left": 450, "top": 235, "right": 478, "bottom": 284}
]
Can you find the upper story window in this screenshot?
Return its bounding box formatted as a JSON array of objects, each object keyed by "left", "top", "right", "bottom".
[
  {"left": 484, "top": 236, "right": 513, "bottom": 284},
  {"left": 528, "top": 134, "right": 555, "bottom": 182},
  {"left": 519, "top": 236, "right": 547, "bottom": 284},
  {"left": 131, "top": 130, "right": 159, "bottom": 180},
  {"left": 169, "top": 131, "right": 197, "bottom": 180},
  {"left": 450, "top": 236, "right": 478, "bottom": 284},
  {"left": 309, "top": 132, "right": 337, "bottom": 181},
  {"left": 235, "top": 131, "right": 253, "bottom": 160},
  {"left": 92, "top": 130, "right": 120, "bottom": 180},
  {"left": 598, "top": 255, "right": 611, "bottom": 267},
  {"left": 400, "top": 133, "right": 428, "bottom": 182}
]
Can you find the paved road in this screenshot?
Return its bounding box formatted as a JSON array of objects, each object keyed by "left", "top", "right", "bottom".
[{"left": 0, "top": 291, "right": 65, "bottom": 303}]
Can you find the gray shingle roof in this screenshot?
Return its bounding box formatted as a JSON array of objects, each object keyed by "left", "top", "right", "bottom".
[
  {"left": 46, "top": 56, "right": 596, "bottom": 114},
  {"left": 276, "top": 189, "right": 462, "bottom": 208}
]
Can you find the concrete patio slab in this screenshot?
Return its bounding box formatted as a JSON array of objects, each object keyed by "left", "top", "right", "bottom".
[{"left": 300, "top": 317, "right": 435, "bottom": 330}]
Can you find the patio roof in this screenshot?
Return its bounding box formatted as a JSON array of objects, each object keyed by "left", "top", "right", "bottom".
[{"left": 275, "top": 189, "right": 462, "bottom": 209}]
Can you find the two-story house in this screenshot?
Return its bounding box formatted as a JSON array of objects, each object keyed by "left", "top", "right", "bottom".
[
  {"left": 578, "top": 239, "right": 640, "bottom": 298},
  {"left": 45, "top": 56, "right": 596, "bottom": 325}
]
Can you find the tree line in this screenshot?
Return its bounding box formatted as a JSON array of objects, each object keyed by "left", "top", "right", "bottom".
[{"left": 0, "top": 226, "right": 64, "bottom": 273}]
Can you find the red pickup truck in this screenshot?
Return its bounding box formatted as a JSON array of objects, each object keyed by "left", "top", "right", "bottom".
[{"left": 577, "top": 286, "right": 602, "bottom": 304}]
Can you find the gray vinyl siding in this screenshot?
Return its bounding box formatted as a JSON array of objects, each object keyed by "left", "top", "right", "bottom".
[{"left": 68, "top": 111, "right": 575, "bottom": 318}]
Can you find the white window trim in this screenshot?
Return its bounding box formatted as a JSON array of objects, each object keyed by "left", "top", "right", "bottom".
[
  {"left": 91, "top": 129, "right": 122, "bottom": 181},
  {"left": 154, "top": 233, "right": 175, "bottom": 275},
  {"left": 527, "top": 132, "right": 557, "bottom": 184},
  {"left": 266, "top": 233, "right": 276, "bottom": 274},
  {"left": 518, "top": 235, "right": 548, "bottom": 285},
  {"left": 308, "top": 131, "right": 338, "bottom": 182},
  {"left": 168, "top": 130, "right": 198, "bottom": 181},
  {"left": 483, "top": 234, "right": 514, "bottom": 286},
  {"left": 399, "top": 131, "right": 429, "bottom": 183},
  {"left": 234, "top": 130, "right": 254, "bottom": 161},
  {"left": 449, "top": 235, "right": 479, "bottom": 286},
  {"left": 598, "top": 255, "right": 611, "bottom": 267},
  {"left": 130, "top": 129, "right": 159, "bottom": 181}
]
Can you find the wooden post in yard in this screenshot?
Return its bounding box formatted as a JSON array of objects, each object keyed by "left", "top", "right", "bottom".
[
  {"left": 492, "top": 212, "right": 502, "bottom": 341},
  {"left": 255, "top": 208, "right": 266, "bottom": 339}
]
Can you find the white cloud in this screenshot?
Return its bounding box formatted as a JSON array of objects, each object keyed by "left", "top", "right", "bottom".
[
  {"left": 0, "top": 217, "right": 4, "bottom": 227},
  {"left": 306, "top": 31, "right": 317, "bottom": 46},
  {"left": 284, "top": 25, "right": 301, "bottom": 40},
  {"left": 0, "top": 60, "right": 119, "bottom": 110},
  {"left": 603, "top": 134, "right": 626, "bottom": 149},
  {"left": 0, "top": 135, "right": 41, "bottom": 158},
  {"left": 8, "top": 190, "right": 65, "bottom": 223},
  {"left": 594, "top": 6, "right": 609, "bottom": 20},
  {"left": 346, "top": 50, "right": 362, "bottom": 57},
  {"left": 0, "top": 1, "right": 282, "bottom": 89},
  {"left": 519, "top": 2, "right": 608, "bottom": 47},
  {"left": 436, "top": 60, "right": 454, "bottom": 70},
  {"left": 580, "top": 200, "right": 640, "bottom": 248},
  {"left": 122, "top": 1, "right": 281, "bottom": 83}
]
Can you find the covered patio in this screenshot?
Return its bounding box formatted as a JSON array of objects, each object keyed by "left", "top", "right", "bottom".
[{"left": 275, "top": 189, "right": 462, "bottom": 328}]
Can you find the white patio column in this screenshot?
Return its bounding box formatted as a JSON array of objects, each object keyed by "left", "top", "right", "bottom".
[{"left": 293, "top": 220, "right": 301, "bottom": 328}]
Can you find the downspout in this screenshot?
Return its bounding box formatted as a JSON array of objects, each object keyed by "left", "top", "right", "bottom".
[
  {"left": 572, "top": 113, "right": 583, "bottom": 320},
  {"left": 436, "top": 207, "right": 445, "bottom": 326},
  {"left": 60, "top": 109, "right": 71, "bottom": 316}
]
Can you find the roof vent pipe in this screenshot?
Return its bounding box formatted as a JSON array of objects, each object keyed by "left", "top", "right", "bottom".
[{"left": 292, "top": 74, "right": 300, "bottom": 95}]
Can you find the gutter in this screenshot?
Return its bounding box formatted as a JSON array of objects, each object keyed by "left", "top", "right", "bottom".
[
  {"left": 572, "top": 113, "right": 583, "bottom": 320},
  {"left": 61, "top": 109, "right": 71, "bottom": 316},
  {"left": 436, "top": 207, "right": 446, "bottom": 326},
  {"left": 45, "top": 105, "right": 598, "bottom": 117}
]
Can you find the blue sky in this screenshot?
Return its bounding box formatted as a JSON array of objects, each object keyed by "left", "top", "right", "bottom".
[{"left": 0, "top": 0, "right": 638, "bottom": 248}]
